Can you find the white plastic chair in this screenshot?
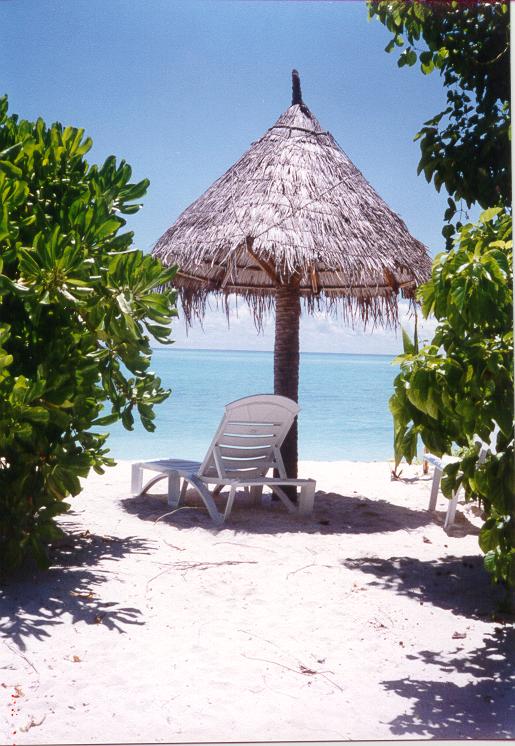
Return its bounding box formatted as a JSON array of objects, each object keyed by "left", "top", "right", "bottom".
[
  {"left": 131, "top": 394, "right": 316, "bottom": 526},
  {"left": 425, "top": 453, "right": 462, "bottom": 530},
  {"left": 426, "top": 425, "right": 499, "bottom": 530}
]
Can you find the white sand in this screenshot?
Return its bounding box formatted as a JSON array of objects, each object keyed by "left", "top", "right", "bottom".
[{"left": 1, "top": 460, "right": 513, "bottom": 743}]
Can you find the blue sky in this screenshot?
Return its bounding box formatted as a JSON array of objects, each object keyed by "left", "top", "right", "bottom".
[{"left": 3, "top": 0, "right": 458, "bottom": 353}]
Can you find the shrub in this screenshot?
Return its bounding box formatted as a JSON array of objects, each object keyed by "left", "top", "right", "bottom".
[
  {"left": 390, "top": 209, "right": 514, "bottom": 601},
  {"left": 0, "top": 97, "right": 177, "bottom": 570}
]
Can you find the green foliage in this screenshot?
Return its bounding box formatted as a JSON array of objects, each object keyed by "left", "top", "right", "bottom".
[
  {"left": 0, "top": 96, "right": 178, "bottom": 571},
  {"left": 369, "top": 0, "right": 513, "bottom": 604},
  {"left": 368, "top": 1, "right": 510, "bottom": 244},
  {"left": 390, "top": 210, "right": 514, "bottom": 595}
]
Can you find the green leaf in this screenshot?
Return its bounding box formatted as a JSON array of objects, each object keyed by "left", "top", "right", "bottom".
[
  {"left": 92, "top": 413, "right": 119, "bottom": 426},
  {"left": 413, "top": 3, "right": 426, "bottom": 21},
  {"left": 401, "top": 326, "right": 417, "bottom": 355},
  {"left": 24, "top": 406, "right": 50, "bottom": 424},
  {"left": 0, "top": 159, "right": 23, "bottom": 178},
  {"left": 399, "top": 48, "right": 417, "bottom": 67},
  {"left": 479, "top": 522, "right": 499, "bottom": 553},
  {"left": 483, "top": 550, "right": 498, "bottom": 576},
  {"left": 479, "top": 207, "right": 502, "bottom": 223}
]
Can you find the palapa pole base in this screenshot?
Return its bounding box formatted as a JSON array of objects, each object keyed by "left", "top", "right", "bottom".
[{"left": 274, "top": 283, "right": 300, "bottom": 498}]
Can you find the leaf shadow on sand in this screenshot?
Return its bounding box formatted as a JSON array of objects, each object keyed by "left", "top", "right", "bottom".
[
  {"left": 121, "top": 488, "right": 447, "bottom": 536},
  {"left": 380, "top": 626, "right": 515, "bottom": 739},
  {"left": 1, "top": 525, "right": 152, "bottom": 651},
  {"left": 342, "top": 554, "right": 505, "bottom": 618}
]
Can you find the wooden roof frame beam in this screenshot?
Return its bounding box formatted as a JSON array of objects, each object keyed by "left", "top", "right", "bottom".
[{"left": 245, "top": 236, "right": 280, "bottom": 286}]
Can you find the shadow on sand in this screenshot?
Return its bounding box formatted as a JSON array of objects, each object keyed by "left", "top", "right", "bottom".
[
  {"left": 342, "top": 554, "right": 506, "bottom": 618},
  {"left": 342, "top": 553, "right": 513, "bottom": 737},
  {"left": 1, "top": 526, "right": 152, "bottom": 650},
  {"left": 121, "top": 488, "right": 446, "bottom": 536},
  {"left": 381, "top": 626, "right": 515, "bottom": 739}
]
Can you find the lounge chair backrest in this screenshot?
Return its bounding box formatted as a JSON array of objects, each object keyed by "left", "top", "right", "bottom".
[{"left": 198, "top": 395, "right": 299, "bottom": 481}]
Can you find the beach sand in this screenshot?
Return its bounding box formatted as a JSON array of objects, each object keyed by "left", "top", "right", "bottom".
[{"left": 1, "top": 460, "right": 513, "bottom": 743}]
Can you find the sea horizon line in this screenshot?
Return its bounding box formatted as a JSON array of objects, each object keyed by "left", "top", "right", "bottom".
[{"left": 150, "top": 346, "right": 397, "bottom": 358}]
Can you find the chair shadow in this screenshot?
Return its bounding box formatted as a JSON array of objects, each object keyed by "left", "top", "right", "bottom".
[
  {"left": 381, "top": 626, "right": 515, "bottom": 739},
  {"left": 341, "top": 554, "right": 507, "bottom": 618},
  {"left": 0, "top": 527, "right": 152, "bottom": 651},
  {"left": 121, "top": 487, "right": 440, "bottom": 536}
]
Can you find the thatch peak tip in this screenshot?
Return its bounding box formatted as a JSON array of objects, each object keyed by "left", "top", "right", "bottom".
[{"left": 291, "top": 69, "right": 303, "bottom": 106}]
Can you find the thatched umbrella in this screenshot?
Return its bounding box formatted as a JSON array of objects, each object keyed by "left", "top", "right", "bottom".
[{"left": 154, "top": 70, "right": 432, "bottom": 481}]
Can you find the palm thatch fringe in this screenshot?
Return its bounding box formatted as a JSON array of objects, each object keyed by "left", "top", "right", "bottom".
[{"left": 177, "top": 280, "right": 410, "bottom": 332}]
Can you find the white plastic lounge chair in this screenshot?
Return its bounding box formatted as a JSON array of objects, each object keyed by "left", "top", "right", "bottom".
[
  {"left": 425, "top": 452, "right": 462, "bottom": 531},
  {"left": 131, "top": 394, "right": 316, "bottom": 526},
  {"left": 426, "top": 425, "right": 499, "bottom": 530}
]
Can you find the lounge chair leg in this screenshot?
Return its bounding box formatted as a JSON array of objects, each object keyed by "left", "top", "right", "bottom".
[
  {"left": 131, "top": 464, "right": 143, "bottom": 495},
  {"left": 167, "top": 471, "right": 181, "bottom": 507},
  {"left": 298, "top": 481, "right": 315, "bottom": 515},
  {"left": 428, "top": 466, "right": 442, "bottom": 512},
  {"left": 270, "top": 485, "right": 297, "bottom": 513},
  {"left": 188, "top": 475, "right": 225, "bottom": 526},
  {"left": 224, "top": 485, "right": 237, "bottom": 520},
  {"left": 250, "top": 485, "right": 263, "bottom": 506},
  {"left": 444, "top": 489, "right": 460, "bottom": 531}
]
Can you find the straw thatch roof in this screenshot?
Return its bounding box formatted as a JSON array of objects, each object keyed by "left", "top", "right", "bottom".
[{"left": 154, "top": 72, "right": 432, "bottom": 327}]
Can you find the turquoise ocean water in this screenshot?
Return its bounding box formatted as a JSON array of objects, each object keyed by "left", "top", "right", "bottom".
[{"left": 105, "top": 348, "right": 399, "bottom": 462}]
